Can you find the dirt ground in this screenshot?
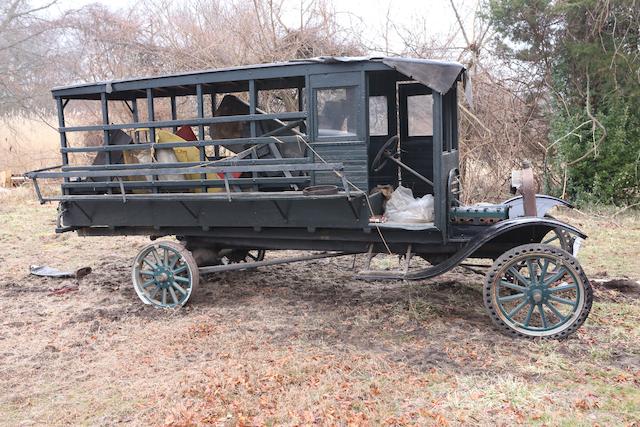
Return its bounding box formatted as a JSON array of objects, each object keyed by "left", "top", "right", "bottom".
[{"left": 0, "top": 187, "right": 639, "bottom": 426}]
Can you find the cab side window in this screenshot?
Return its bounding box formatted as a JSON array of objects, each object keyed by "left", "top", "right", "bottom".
[
  {"left": 316, "top": 87, "right": 358, "bottom": 137},
  {"left": 368, "top": 96, "right": 388, "bottom": 136},
  {"left": 407, "top": 94, "right": 433, "bottom": 137}
]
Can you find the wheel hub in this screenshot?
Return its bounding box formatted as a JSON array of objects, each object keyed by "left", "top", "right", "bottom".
[
  {"left": 531, "top": 289, "right": 543, "bottom": 303},
  {"left": 153, "top": 267, "right": 174, "bottom": 288}
]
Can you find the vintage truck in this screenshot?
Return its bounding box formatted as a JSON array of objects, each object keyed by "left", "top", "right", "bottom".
[{"left": 27, "top": 57, "right": 591, "bottom": 338}]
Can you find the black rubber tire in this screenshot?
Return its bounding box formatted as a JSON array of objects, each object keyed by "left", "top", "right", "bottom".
[{"left": 483, "top": 243, "right": 593, "bottom": 339}]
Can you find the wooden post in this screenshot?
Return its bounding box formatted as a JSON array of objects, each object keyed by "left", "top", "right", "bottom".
[{"left": 0, "top": 170, "right": 11, "bottom": 188}]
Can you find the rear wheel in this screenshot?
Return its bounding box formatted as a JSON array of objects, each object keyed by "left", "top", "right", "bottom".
[
  {"left": 483, "top": 244, "right": 592, "bottom": 339},
  {"left": 132, "top": 241, "right": 199, "bottom": 308}
]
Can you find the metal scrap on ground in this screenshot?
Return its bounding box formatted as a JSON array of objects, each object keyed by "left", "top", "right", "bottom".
[{"left": 30, "top": 265, "right": 92, "bottom": 279}]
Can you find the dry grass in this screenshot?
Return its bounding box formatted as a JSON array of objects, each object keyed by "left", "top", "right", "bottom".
[
  {"left": 564, "top": 207, "right": 640, "bottom": 279},
  {"left": 0, "top": 189, "right": 639, "bottom": 426},
  {"left": 0, "top": 117, "right": 60, "bottom": 174}
]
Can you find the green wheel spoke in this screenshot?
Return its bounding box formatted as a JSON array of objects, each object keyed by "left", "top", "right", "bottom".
[
  {"left": 142, "top": 279, "right": 156, "bottom": 289},
  {"left": 140, "top": 270, "right": 155, "bottom": 277},
  {"left": 172, "top": 282, "right": 187, "bottom": 295},
  {"left": 508, "top": 267, "right": 531, "bottom": 287},
  {"left": 169, "top": 255, "right": 180, "bottom": 269},
  {"left": 548, "top": 283, "right": 577, "bottom": 293},
  {"left": 508, "top": 298, "right": 530, "bottom": 318},
  {"left": 168, "top": 286, "right": 179, "bottom": 305},
  {"left": 543, "top": 267, "right": 567, "bottom": 287},
  {"left": 538, "top": 305, "right": 549, "bottom": 329},
  {"left": 545, "top": 302, "right": 567, "bottom": 321},
  {"left": 174, "top": 276, "right": 191, "bottom": 283},
  {"left": 162, "top": 288, "right": 167, "bottom": 305},
  {"left": 143, "top": 258, "right": 157, "bottom": 269},
  {"left": 499, "top": 280, "right": 527, "bottom": 292},
  {"left": 539, "top": 259, "right": 550, "bottom": 282},
  {"left": 151, "top": 248, "right": 162, "bottom": 266},
  {"left": 526, "top": 259, "right": 538, "bottom": 285},
  {"left": 523, "top": 304, "right": 535, "bottom": 327},
  {"left": 173, "top": 265, "right": 188, "bottom": 274},
  {"left": 148, "top": 286, "right": 160, "bottom": 300},
  {"left": 163, "top": 248, "right": 169, "bottom": 266},
  {"left": 499, "top": 293, "right": 526, "bottom": 303},
  {"left": 548, "top": 295, "right": 576, "bottom": 306}
]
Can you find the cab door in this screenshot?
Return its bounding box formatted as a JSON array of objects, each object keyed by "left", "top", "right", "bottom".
[{"left": 398, "top": 83, "right": 434, "bottom": 197}]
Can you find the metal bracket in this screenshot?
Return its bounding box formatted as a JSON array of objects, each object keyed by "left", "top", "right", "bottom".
[
  {"left": 31, "top": 178, "right": 45, "bottom": 204},
  {"left": 272, "top": 200, "right": 289, "bottom": 222},
  {"left": 71, "top": 201, "right": 93, "bottom": 222},
  {"left": 363, "top": 244, "right": 375, "bottom": 270},
  {"left": 179, "top": 201, "right": 199, "bottom": 220},
  {"left": 346, "top": 198, "right": 360, "bottom": 220},
  {"left": 222, "top": 173, "right": 231, "bottom": 201},
  {"left": 403, "top": 244, "right": 413, "bottom": 275},
  {"left": 116, "top": 178, "right": 127, "bottom": 203}
]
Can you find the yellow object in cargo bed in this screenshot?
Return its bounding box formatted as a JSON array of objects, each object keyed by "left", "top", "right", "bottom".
[{"left": 156, "top": 130, "right": 222, "bottom": 193}]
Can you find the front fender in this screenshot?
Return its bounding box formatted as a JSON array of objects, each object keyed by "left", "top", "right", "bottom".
[
  {"left": 475, "top": 216, "right": 587, "bottom": 242},
  {"left": 467, "top": 216, "right": 587, "bottom": 260},
  {"left": 401, "top": 217, "right": 587, "bottom": 280},
  {"left": 503, "top": 194, "right": 573, "bottom": 219}
]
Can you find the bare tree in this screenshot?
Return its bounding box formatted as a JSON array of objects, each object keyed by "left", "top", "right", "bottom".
[{"left": 0, "top": 0, "right": 75, "bottom": 116}]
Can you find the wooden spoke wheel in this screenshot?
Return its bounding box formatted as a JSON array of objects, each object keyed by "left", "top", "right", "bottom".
[
  {"left": 132, "top": 241, "right": 199, "bottom": 308},
  {"left": 484, "top": 244, "right": 592, "bottom": 339}
]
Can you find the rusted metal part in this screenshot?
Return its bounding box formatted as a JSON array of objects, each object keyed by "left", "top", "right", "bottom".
[
  {"left": 30, "top": 265, "right": 92, "bottom": 278},
  {"left": 303, "top": 185, "right": 338, "bottom": 196},
  {"left": 520, "top": 165, "right": 537, "bottom": 217},
  {"left": 511, "top": 162, "right": 537, "bottom": 217}
]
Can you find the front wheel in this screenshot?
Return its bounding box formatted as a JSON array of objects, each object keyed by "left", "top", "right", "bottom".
[{"left": 483, "top": 244, "right": 592, "bottom": 339}]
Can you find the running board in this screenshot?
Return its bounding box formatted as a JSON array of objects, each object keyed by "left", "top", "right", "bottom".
[
  {"left": 356, "top": 244, "right": 423, "bottom": 280},
  {"left": 356, "top": 262, "right": 452, "bottom": 281},
  {"left": 358, "top": 217, "right": 588, "bottom": 281},
  {"left": 356, "top": 269, "right": 412, "bottom": 280}
]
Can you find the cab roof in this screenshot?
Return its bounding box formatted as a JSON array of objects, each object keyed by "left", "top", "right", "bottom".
[{"left": 52, "top": 56, "right": 466, "bottom": 100}]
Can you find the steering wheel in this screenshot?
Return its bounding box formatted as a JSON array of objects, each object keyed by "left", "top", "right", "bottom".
[{"left": 371, "top": 135, "right": 399, "bottom": 173}]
